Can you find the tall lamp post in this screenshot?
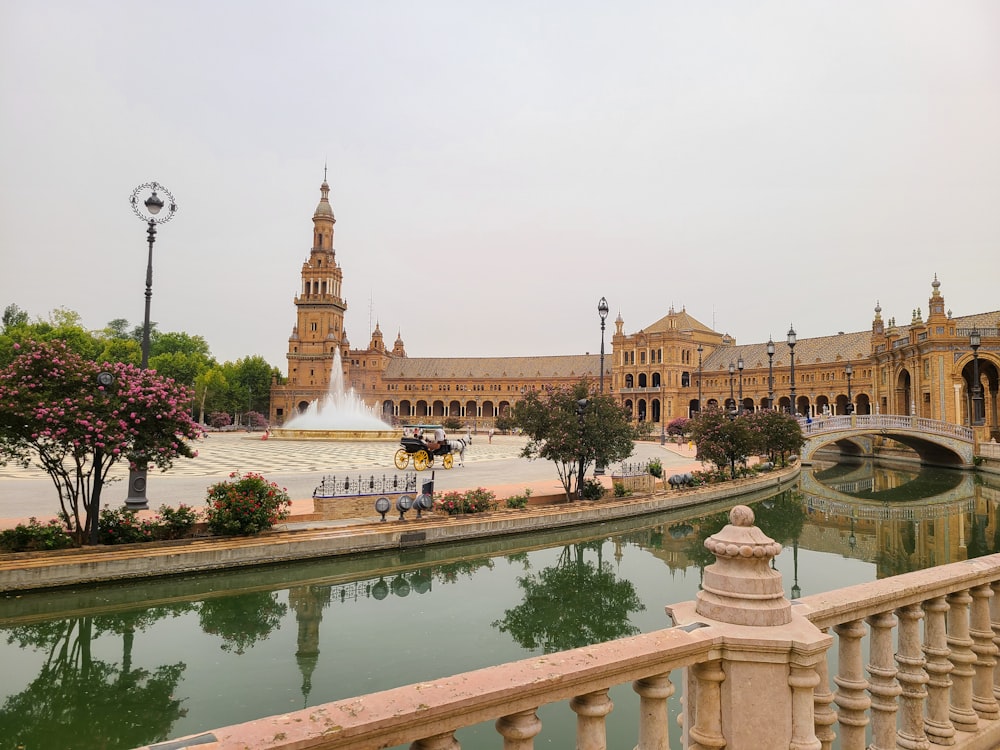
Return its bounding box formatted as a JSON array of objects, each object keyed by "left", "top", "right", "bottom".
[
  {"left": 971, "top": 329, "right": 983, "bottom": 425},
  {"left": 787, "top": 325, "right": 797, "bottom": 416},
  {"left": 728, "top": 362, "right": 735, "bottom": 415},
  {"left": 595, "top": 297, "right": 609, "bottom": 475},
  {"left": 127, "top": 181, "right": 178, "bottom": 509},
  {"left": 697, "top": 343, "right": 704, "bottom": 414},
  {"left": 766, "top": 337, "right": 775, "bottom": 409},
  {"left": 845, "top": 363, "right": 854, "bottom": 415},
  {"left": 737, "top": 356, "right": 744, "bottom": 412}
]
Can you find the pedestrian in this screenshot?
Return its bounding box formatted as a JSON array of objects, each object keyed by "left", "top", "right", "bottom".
[{"left": 488, "top": 428, "right": 494, "bottom": 443}]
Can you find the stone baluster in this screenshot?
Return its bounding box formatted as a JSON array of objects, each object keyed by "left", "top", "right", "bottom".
[
  {"left": 496, "top": 709, "right": 542, "bottom": 750},
  {"left": 833, "top": 619, "right": 870, "bottom": 750},
  {"left": 946, "top": 589, "right": 978, "bottom": 731},
  {"left": 895, "top": 603, "right": 930, "bottom": 750},
  {"left": 922, "top": 595, "right": 956, "bottom": 745},
  {"left": 633, "top": 672, "right": 674, "bottom": 750},
  {"left": 812, "top": 630, "right": 837, "bottom": 750},
  {"left": 788, "top": 654, "right": 822, "bottom": 750},
  {"left": 687, "top": 660, "right": 726, "bottom": 750},
  {"left": 866, "top": 611, "right": 901, "bottom": 750},
  {"left": 411, "top": 731, "right": 460, "bottom": 750},
  {"left": 991, "top": 581, "right": 1000, "bottom": 702},
  {"left": 970, "top": 583, "right": 999, "bottom": 720},
  {"left": 570, "top": 688, "right": 613, "bottom": 750}
]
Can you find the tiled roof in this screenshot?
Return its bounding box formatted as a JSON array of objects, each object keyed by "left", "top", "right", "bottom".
[
  {"left": 643, "top": 308, "right": 715, "bottom": 334},
  {"left": 383, "top": 354, "right": 605, "bottom": 380},
  {"left": 702, "top": 331, "right": 872, "bottom": 371}
]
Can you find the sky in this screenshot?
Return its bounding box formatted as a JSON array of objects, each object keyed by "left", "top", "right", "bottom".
[{"left": 2, "top": 2, "right": 999, "bottom": 371}]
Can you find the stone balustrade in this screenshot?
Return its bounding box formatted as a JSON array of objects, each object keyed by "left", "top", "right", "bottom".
[{"left": 140, "top": 511, "right": 1000, "bottom": 750}]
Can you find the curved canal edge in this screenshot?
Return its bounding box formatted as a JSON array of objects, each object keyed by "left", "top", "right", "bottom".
[{"left": 0, "top": 466, "right": 800, "bottom": 593}]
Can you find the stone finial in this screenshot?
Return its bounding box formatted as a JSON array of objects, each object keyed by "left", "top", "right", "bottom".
[{"left": 695, "top": 505, "right": 791, "bottom": 626}]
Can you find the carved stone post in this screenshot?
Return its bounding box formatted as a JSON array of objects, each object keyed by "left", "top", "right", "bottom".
[
  {"left": 633, "top": 673, "right": 675, "bottom": 750},
  {"left": 666, "top": 505, "right": 832, "bottom": 750}
]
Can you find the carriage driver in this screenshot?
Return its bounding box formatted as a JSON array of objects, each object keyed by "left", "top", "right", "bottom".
[{"left": 424, "top": 426, "right": 447, "bottom": 453}]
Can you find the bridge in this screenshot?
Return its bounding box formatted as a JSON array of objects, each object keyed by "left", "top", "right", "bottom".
[{"left": 799, "top": 414, "right": 975, "bottom": 467}]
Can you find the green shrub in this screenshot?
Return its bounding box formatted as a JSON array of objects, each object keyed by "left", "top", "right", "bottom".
[
  {"left": 435, "top": 488, "right": 498, "bottom": 515},
  {"left": 504, "top": 488, "right": 532, "bottom": 509},
  {"left": 647, "top": 458, "right": 663, "bottom": 478},
  {"left": 613, "top": 481, "right": 631, "bottom": 497},
  {"left": 99, "top": 507, "right": 157, "bottom": 545},
  {"left": 203, "top": 471, "right": 291, "bottom": 536},
  {"left": 579, "top": 478, "right": 606, "bottom": 501},
  {"left": 156, "top": 503, "right": 199, "bottom": 539},
  {"left": 0, "top": 517, "right": 74, "bottom": 552}
]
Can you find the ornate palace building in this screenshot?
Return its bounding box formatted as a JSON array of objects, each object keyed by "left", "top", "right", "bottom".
[{"left": 271, "top": 179, "right": 999, "bottom": 440}]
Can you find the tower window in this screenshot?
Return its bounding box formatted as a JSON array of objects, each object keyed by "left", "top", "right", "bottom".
[{"left": 310, "top": 322, "right": 318, "bottom": 331}]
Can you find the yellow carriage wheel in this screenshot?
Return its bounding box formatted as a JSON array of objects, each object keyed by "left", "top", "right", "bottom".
[
  {"left": 394, "top": 449, "right": 409, "bottom": 470},
  {"left": 413, "top": 450, "right": 430, "bottom": 471},
  {"left": 443, "top": 454, "right": 454, "bottom": 470}
]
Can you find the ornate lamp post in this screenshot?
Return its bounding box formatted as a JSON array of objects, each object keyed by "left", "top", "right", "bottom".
[
  {"left": 697, "top": 343, "right": 704, "bottom": 414},
  {"left": 971, "top": 329, "right": 983, "bottom": 425},
  {"left": 845, "top": 363, "right": 854, "bottom": 415},
  {"left": 728, "top": 361, "right": 735, "bottom": 415},
  {"left": 596, "top": 297, "right": 609, "bottom": 475},
  {"left": 766, "top": 337, "right": 775, "bottom": 409},
  {"left": 128, "top": 181, "right": 178, "bottom": 509},
  {"left": 737, "top": 356, "right": 744, "bottom": 412},
  {"left": 787, "top": 325, "right": 797, "bottom": 416}
]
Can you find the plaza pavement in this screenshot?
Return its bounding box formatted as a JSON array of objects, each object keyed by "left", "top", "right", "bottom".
[{"left": 0, "top": 433, "right": 706, "bottom": 530}]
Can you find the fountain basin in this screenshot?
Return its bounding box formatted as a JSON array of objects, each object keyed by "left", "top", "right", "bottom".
[{"left": 269, "top": 428, "right": 400, "bottom": 442}]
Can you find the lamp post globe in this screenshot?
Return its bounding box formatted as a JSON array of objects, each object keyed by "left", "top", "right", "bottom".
[
  {"left": 766, "top": 337, "right": 775, "bottom": 409},
  {"left": 787, "top": 325, "right": 797, "bottom": 416},
  {"left": 127, "top": 181, "right": 178, "bottom": 510}
]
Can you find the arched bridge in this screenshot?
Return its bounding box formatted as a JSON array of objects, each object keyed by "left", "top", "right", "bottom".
[{"left": 799, "top": 414, "right": 975, "bottom": 467}]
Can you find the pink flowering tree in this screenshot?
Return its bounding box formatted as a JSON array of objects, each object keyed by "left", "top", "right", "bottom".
[
  {"left": 513, "top": 379, "right": 636, "bottom": 501},
  {"left": 0, "top": 340, "right": 202, "bottom": 545}
]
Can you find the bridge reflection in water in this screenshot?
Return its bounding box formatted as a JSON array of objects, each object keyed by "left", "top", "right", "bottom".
[{"left": 2, "top": 466, "right": 1000, "bottom": 749}]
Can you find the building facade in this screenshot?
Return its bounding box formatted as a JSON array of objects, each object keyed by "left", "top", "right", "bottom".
[{"left": 272, "top": 180, "right": 999, "bottom": 440}]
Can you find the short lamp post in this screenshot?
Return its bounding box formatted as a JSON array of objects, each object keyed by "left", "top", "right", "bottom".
[
  {"left": 766, "top": 337, "right": 775, "bottom": 409},
  {"left": 737, "top": 356, "right": 744, "bottom": 412},
  {"left": 127, "top": 181, "right": 178, "bottom": 510},
  {"left": 728, "top": 362, "right": 735, "bottom": 415},
  {"left": 845, "top": 363, "right": 854, "bottom": 415},
  {"left": 595, "top": 297, "right": 609, "bottom": 475},
  {"left": 971, "top": 329, "right": 984, "bottom": 425},
  {"left": 697, "top": 343, "right": 704, "bottom": 414},
  {"left": 787, "top": 325, "right": 797, "bottom": 417}
]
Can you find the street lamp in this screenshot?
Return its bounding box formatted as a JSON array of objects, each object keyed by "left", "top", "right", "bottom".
[
  {"left": 576, "top": 398, "right": 589, "bottom": 498},
  {"left": 660, "top": 377, "right": 666, "bottom": 445},
  {"left": 728, "top": 361, "right": 735, "bottom": 414},
  {"left": 596, "top": 297, "right": 609, "bottom": 475},
  {"left": 845, "top": 363, "right": 854, "bottom": 415},
  {"left": 766, "top": 337, "right": 775, "bottom": 409},
  {"left": 127, "top": 181, "right": 178, "bottom": 510},
  {"left": 971, "top": 329, "right": 983, "bottom": 425},
  {"left": 697, "top": 343, "right": 704, "bottom": 414},
  {"left": 787, "top": 325, "right": 797, "bottom": 416},
  {"left": 91, "top": 371, "right": 115, "bottom": 545},
  {"left": 737, "top": 356, "right": 744, "bottom": 412}
]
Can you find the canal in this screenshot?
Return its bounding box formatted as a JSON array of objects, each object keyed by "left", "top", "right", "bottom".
[{"left": 1, "top": 461, "right": 998, "bottom": 749}]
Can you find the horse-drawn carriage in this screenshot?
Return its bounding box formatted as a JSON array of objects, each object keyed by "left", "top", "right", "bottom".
[{"left": 394, "top": 428, "right": 470, "bottom": 471}]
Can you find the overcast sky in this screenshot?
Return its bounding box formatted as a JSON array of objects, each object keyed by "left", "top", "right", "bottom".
[{"left": 2, "top": 2, "right": 998, "bottom": 370}]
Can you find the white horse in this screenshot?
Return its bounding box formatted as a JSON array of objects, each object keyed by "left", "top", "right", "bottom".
[{"left": 445, "top": 435, "right": 471, "bottom": 466}]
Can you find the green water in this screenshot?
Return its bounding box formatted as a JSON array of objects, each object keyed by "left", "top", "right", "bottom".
[{"left": 1, "top": 463, "right": 998, "bottom": 749}]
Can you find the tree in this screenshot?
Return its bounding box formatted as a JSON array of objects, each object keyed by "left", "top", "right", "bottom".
[
  {"left": 196, "top": 368, "right": 230, "bottom": 424},
  {"left": 2, "top": 303, "right": 29, "bottom": 330},
  {"left": 514, "top": 379, "right": 637, "bottom": 501},
  {"left": 745, "top": 409, "right": 804, "bottom": 465},
  {"left": 687, "top": 407, "right": 756, "bottom": 479},
  {"left": 0, "top": 340, "right": 202, "bottom": 544}
]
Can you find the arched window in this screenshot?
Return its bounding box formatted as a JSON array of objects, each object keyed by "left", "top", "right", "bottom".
[
  {"left": 681, "top": 372, "right": 690, "bottom": 387},
  {"left": 625, "top": 374, "right": 634, "bottom": 388}
]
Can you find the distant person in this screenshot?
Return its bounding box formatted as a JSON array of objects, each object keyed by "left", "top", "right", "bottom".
[{"left": 488, "top": 428, "right": 494, "bottom": 443}]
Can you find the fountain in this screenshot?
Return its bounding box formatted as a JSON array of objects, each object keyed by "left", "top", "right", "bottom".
[{"left": 270, "top": 349, "right": 398, "bottom": 441}]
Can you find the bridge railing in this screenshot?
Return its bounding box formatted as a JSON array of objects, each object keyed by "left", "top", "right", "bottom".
[
  {"left": 800, "top": 414, "right": 973, "bottom": 442},
  {"left": 145, "top": 551, "right": 1000, "bottom": 750}
]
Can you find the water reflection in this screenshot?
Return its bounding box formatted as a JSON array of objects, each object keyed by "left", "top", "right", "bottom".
[{"left": 2, "top": 464, "right": 999, "bottom": 749}]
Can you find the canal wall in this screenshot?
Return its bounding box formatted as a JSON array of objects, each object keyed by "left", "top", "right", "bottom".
[{"left": 0, "top": 466, "right": 799, "bottom": 593}]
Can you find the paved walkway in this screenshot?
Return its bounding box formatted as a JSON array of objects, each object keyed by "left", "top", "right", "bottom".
[{"left": 0, "top": 434, "right": 705, "bottom": 530}]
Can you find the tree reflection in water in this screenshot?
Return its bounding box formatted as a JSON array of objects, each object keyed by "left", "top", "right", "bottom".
[
  {"left": 199, "top": 590, "right": 288, "bottom": 654},
  {"left": 0, "top": 606, "right": 191, "bottom": 749},
  {"left": 492, "top": 541, "right": 645, "bottom": 652}
]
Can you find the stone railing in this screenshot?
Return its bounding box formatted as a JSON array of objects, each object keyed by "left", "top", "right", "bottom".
[
  {"left": 139, "top": 511, "right": 1000, "bottom": 750},
  {"left": 981, "top": 442, "right": 1000, "bottom": 460},
  {"left": 801, "top": 413, "right": 974, "bottom": 442}
]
